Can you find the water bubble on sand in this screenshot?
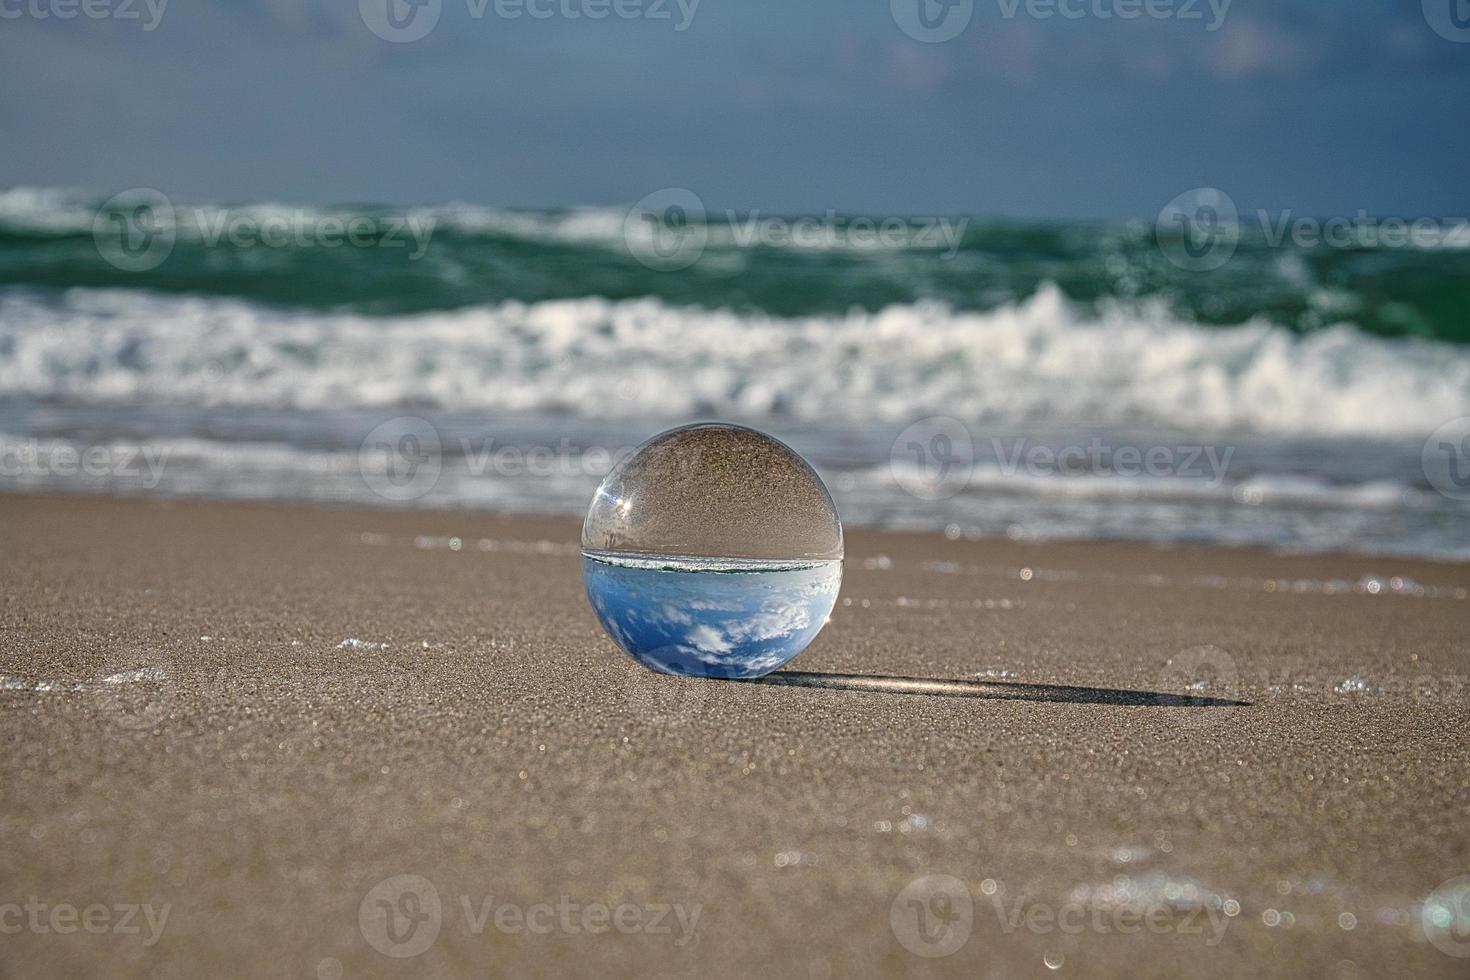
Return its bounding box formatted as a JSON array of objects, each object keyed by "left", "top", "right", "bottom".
[
  {"left": 1335, "top": 675, "right": 1382, "bottom": 695},
  {"left": 339, "top": 638, "right": 389, "bottom": 650},
  {"left": 1, "top": 675, "right": 67, "bottom": 692},
  {"left": 100, "top": 666, "right": 168, "bottom": 684},
  {"left": 582, "top": 423, "right": 843, "bottom": 679},
  {"left": 1071, "top": 871, "right": 1230, "bottom": 914}
]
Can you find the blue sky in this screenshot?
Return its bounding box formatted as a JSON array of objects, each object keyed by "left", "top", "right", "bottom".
[{"left": 2, "top": 0, "right": 1467, "bottom": 218}]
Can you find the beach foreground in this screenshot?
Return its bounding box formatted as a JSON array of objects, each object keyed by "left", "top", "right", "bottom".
[{"left": 1, "top": 493, "right": 1467, "bottom": 978}]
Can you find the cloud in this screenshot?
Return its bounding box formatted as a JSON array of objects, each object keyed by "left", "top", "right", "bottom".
[
  {"left": 685, "top": 625, "right": 733, "bottom": 655},
  {"left": 1202, "top": 17, "right": 1323, "bottom": 80}
]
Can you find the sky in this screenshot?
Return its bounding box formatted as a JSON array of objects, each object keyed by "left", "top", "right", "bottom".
[{"left": 1, "top": 0, "right": 1468, "bottom": 219}]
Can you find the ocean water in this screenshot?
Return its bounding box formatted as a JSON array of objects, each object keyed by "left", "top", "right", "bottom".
[{"left": 1, "top": 187, "right": 1468, "bottom": 559}]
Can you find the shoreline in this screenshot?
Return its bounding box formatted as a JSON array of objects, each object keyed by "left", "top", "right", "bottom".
[
  {"left": 2, "top": 492, "right": 1468, "bottom": 977},
  {"left": 4, "top": 483, "right": 1469, "bottom": 569}
]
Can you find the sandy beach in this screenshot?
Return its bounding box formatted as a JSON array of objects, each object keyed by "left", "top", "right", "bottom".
[{"left": 2, "top": 491, "right": 1468, "bottom": 978}]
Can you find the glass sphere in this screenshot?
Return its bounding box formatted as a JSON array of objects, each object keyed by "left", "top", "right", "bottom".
[{"left": 582, "top": 423, "right": 843, "bottom": 679}]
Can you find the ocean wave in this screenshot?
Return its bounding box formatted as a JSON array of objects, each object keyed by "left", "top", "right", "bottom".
[
  {"left": 0, "top": 187, "right": 961, "bottom": 252},
  {"left": 0, "top": 187, "right": 103, "bottom": 234},
  {"left": 1, "top": 285, "right": 1466, "bottom": 438},
  {"left": 6, "top": 187, "right": 1470, "bottom": 345},
  {"left": 877, "top": 461, "right": 1430, "bottom": 510}
]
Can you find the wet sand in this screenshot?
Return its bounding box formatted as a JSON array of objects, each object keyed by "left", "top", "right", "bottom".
[{"left": 1, "top": 493, "right": 1468, "bottom": 978}]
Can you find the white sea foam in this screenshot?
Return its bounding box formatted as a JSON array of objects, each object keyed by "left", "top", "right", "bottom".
[
  {"left": 2, "top": 285, "right": 1466, "bottom": 438},
  {"left": 873, "top": 462, "right": 1433, "bottom": 510},
  {"left": 0, "top": 187, "right": 103, "bottom": 233},
  {"left": 582, "top": 551, "right": 840, "bottom": 573}
]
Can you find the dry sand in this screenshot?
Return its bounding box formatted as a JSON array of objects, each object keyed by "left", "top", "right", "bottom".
[{"left": 1, "top": 493, "right": 1468, "bottom": 978}]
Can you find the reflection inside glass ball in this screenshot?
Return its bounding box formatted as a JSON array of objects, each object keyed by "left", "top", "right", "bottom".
[{"left": 582, "top": 423, "right": 843, "bottom": 679}]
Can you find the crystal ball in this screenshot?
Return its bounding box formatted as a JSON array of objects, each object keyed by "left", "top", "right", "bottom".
[{"left": 582, "top": 423, "right": 843, "bottom": 679}]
